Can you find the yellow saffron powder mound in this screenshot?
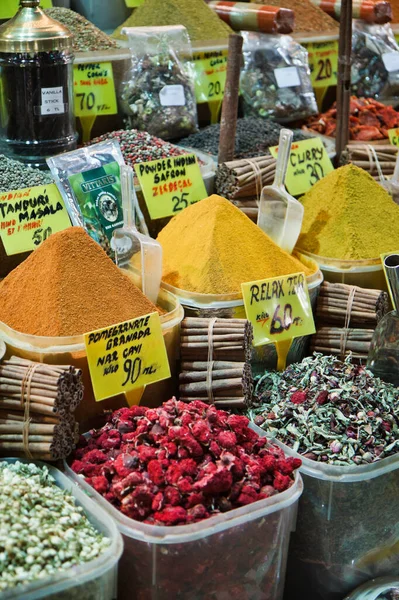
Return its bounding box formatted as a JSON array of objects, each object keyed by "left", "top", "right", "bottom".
[
  {"left": 297, "top": 164, "right": 399, "bottom": 260},
  {"left": 157, "top": 195, "right": 315, "bottom": 294}
]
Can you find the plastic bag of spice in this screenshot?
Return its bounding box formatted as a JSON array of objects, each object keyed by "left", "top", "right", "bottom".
[
  {"left": 240, "top": 31, "right": 318, "bottom": 123},
  {"left": 120, "top": 25, "right": 198, "bottom": 141},
  {"left": 47, "top": 140, "right": 125, "bottom": 259},
  {"left": 352, "top": 21, "right": 399, "bottom": 102}
]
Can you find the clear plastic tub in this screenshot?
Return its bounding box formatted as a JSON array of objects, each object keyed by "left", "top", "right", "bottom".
[
  {"left": 298, "top": 249, "right": 387, "bottom": 292},
  {"left": 0, "top": 285, "right": 184, "bottom": 430},
  {"left": 254, "top": 430, "right": 399, "bottom": 600},
  {"left": 64, "top": 428, "right": 303, "bottom": 600},
  {"left": 1, "top": 457, "right": 123, "bottom": 600},
  {"left": 163, "top": 255, "right": 323, "bottom": 370}
]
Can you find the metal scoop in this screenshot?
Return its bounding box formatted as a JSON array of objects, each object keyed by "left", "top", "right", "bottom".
[{"left": 257, "top": 128, "right": 304, "bottom": 254}]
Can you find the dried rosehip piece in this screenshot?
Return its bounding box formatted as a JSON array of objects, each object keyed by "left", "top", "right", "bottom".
[{"left": 70, "top": 398, "right": 301, "bottom": 526}]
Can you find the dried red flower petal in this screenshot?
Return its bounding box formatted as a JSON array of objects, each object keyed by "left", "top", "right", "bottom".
[
  {"left": 154, "top": 506, "right": 187, "bottom": 525},
  {"left": 291, "top": 391, "right": 307, "bottom": 405},
  {"left": 147, "top": 460, "right": 165, "bottom": 486},
  {"left": 273, "top": 471, "right": 292, "bottom": 492},
  {"left": 217, "top": 431, "right": 237, "bottom": 449}
]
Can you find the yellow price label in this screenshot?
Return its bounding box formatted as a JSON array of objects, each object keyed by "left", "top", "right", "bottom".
[
  {"left": 0, "top": 0, "right": 52, "bottom": 19},
  {"left": 0, "top": 183, "right": 71, "bottom": 256},
  {"left": 125, "top": 0, "right": 144, "bottom": 5},
  {"left": 134, "top": 153, "right": 208, "bottom": 220},
  {"left": 241, "top": 272, "right": 315, "bottom": 347},
  {"left": 85, "top": 312, "right": 171, "bottom": 402},
  {"left": 306, "top": 40, "right": 338, "bottom": 89},
  {"left": 269, "top": 137, "right": 333, "bottom": 196},
  {"left": 388, "top": 128, "right": 399, "bottom": 146},
  {"left": 74, "top": 62, "right": 118, "bottom": 117},
  {"left": 193, "top": 49, "right": 228, "bottom": 104}
]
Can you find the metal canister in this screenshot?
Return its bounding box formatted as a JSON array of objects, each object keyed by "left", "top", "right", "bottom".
[{"left": 0, "top": 0, "right": 77, "bottom": 167}]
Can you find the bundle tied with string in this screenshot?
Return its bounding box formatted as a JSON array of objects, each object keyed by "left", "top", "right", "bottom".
[
  {"left": 342, "top": 144, "right": 398, "bottom": 180},
  {"left": 311, "top": 282, "right": 389, "bottom": 360},
  {"left": 215, "top": 154, "right": 276, "bottom": 221},
  {"left": 179, "top": 317, "right": 254, "bottom": 408},
  {"left": 0, "top": 356, "right": 83, "bottom": 461}
]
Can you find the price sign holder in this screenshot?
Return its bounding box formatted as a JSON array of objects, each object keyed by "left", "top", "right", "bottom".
[
  {"left": 241, "top": 272, "right": 316, "bottom": 370},
  {"left": 85, "top": 312, "right": 171, "bottom": 403},
  {"left": 134, "top": 153, "right": 208, "bottom": 220},
  {"left": 269, "top": 137, "right": 334, "bottom": 196},
  {"left": 0, "top": 183, "right": 71, "bottom": 255},
  {"left": 388, "top": 128, "right": 399, "bottom": 147},
  {"left": 193, "top": 48, "right": 228, "bottom": 105},
  {"left": 306, "top": 40, "right": 338, "bottom": 89},
  {"left": 74, "top": 62, "right": 118, "bottom": 142}
]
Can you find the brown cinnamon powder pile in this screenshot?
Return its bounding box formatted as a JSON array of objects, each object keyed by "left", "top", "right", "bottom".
[{"left": 0, "top": 227, "right": 158, "bottom": 337}]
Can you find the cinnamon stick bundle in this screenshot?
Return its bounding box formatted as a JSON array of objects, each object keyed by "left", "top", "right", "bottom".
[
  {"left": 215, "top": 154, "right": 276, "bottom": 200},
  {"left": 310, "top": 327, "right": 374, "bottom": 360},
  {"left": 316, "top": 282, "right": 389, "bottom": 327},
  {"left": 180, "top": 317, "right": 253, "bottom": 362},
  {"left": 0, "top": 357, "right": 83, "bottom": 461},
  {"left": 342, "top": 145, "right": 398, "bottom": 178}
]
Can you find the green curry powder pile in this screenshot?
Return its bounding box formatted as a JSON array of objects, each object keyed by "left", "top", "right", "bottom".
[
  {"left": 114, "top": 0, "right": 233, "bottom": 41},
  {"left": 297, "top": 164, "right": 399, "bottom": 260}
]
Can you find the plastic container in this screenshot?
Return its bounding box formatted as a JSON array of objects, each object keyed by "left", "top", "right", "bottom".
[
  {"left": 257, "top": 431, "right": 399, "bottom": 600},
  {"left": 298, "top": 249, "right": 387, "bottom": 292},
  {"left": 344, "top": 577, "right": 399, "bottom": 600},
  {"left": 0, "top": 283, "right": 184, "bottom": 431},
  {"left": 1, "top": 457, "right": 123, "bottom": 600},
  {"left": 162, "top": 255, "right": 323, "bottom": 370},
  {"left": 64, "top": 430, "right": 303, "bottom": 600}
]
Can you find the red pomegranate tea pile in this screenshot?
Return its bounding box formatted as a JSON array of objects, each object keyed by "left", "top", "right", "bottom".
[{"left": 71, "top": 399, "right": 301, "bottom": 526}]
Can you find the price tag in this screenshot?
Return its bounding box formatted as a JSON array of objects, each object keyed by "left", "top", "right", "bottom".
[
  {"left": 388, "top": 128, "right": 399, "bottom": 146},
  {"left": 193, "top": 49, "right": 228, "bottom": 104},
  {"left": 85, "top": 312, "right": 171, "bottom": 402},
  {"left": 382, "top": 52, "right": 399, "bottom": 72},
  {"left": 0, "top": 183, "right": 71, "bottom": 256},
  {"left": 241, "top": 272, "right": 316, "bottom": 348},
  {"left": 134, "top": 153, "right": 208, "bottom": 220},
  {"left": 0, "top": 0, "right": 52, "bottom": 19},
  {"left": 74, "top": 62, "right": 118, "bottom": 117},
  {"left": 269, "top": 137, "right": 334, "bottom": 196},
  {"left": 306, "top": 40, "right": 338, "bottom": 88},
  {"left": 274, "top": 67, "right": 301, "bottom": 88}
]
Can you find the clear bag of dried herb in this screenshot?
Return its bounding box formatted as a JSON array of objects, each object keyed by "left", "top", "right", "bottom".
[
  {"left": 120, "top": 26, "right": 198, "bottom": 141},
  {"left": 240, "top": 31, "right": 318, "bottom": 123}
]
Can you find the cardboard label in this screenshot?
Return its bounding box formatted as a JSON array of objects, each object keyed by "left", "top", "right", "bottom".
[
  {"left": 269, "top": 137, "right": 334, "bottom": 196},
  {"left": 241, "top": 272, "right": 315, "bottom": 347},
  {"left": 74, "top": 62, "right": 118, "bottom": 117},
  {"left": 0, "top": 0, "right": 52, "bottom": 19},
  {"left": 193, "top": 49, "right": 228, "bottom": 104},
  {"left": 306, "top": 40, "right": 338, "bottom": 88},
  {"left": 274, "top": 67, "right": 301, "bottom": 88},
  {"left": 134, "top": 153, "right": 208, "bottom": 220},
  {"left": 41, "top": 86, "right": 66, "bottom": 115},
  {"left": 0, "top": 183, "right": 71, "bottom": 256},
  {"left": 388, "top": 128, "right": 399, "bottom": 146},
  {"left": 85, "top": 312, "right": 171, "bottom": 402}
]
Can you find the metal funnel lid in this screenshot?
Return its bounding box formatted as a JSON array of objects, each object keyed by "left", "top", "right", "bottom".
[{"left": 0, "top": 0, "right": 72, "bottom": 53}]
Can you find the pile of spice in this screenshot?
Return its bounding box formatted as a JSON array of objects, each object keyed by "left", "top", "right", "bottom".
[
  {"left": 306, "top": 96, "right": 399, "bottom": 140},
  {"left": 251, "top": 0, "right": 338, "bottom": 33},
  {"left": 0, "top": 154, "right": 53, "bottom": 192},
  {"left": 0, "top": 461, "right": 110, "bottom": 593},
  {"left": 297, "top": 164, "right": 399, "bottom": 260},
  {"left": 113, "top": 0, "right": 233, "bottom": 42},
  {"left": 249, "top": 353, "right": 399, "bottom": 465},
  {"left": 157, "top": 194, "right": 316, "bottom": 294},
  {"left": 45, "top": 8, "right": 118, "bottom": 52},
  {"left": 87, "top": 129, "right": 186, "bottom": 168},
  {"left": 179, "top": 118, "right": 308, "bottom": 158},
  {"left": 0, "top": 227, "right": 158, "bottom": 337},
  {"left": 71, "top": 398, "right": 301, "bottom": 525}
]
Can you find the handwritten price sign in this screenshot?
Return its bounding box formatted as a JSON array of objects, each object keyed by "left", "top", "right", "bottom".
[
  {"left": 85, "top": 312, "right": 171, "bottom": 402},
  {"left": 193, "top": 49, "right": 228, "bottom": 104},
  {"left": 388, "top": 128, "right": 399, "bottom": 147},
  {"left": 134, "top": 153, "right": 208, "bottom": 220},
  {"left": 241, "top": 272, "right": 315, "bottom": 347},
  {"left": 306, "top": 40, "right": 338, "bottom": 89},
  {"left": 0, "top": 183, "right": 71, "bottom": 256},
  {"left": 74, "top": 62, "right": 118, "bottom": 117},
  {"left": 269, "top": 137, "right": 333, "bottom": 196}
]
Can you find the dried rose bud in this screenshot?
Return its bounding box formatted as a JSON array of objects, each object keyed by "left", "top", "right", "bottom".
[{"left": 330, "top": 440, "right": 342, "bottom": 454}]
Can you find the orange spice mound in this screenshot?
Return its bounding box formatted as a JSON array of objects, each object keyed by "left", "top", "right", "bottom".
[{"left": 0, "top": 227, "right": 158, "bottom": 337}]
